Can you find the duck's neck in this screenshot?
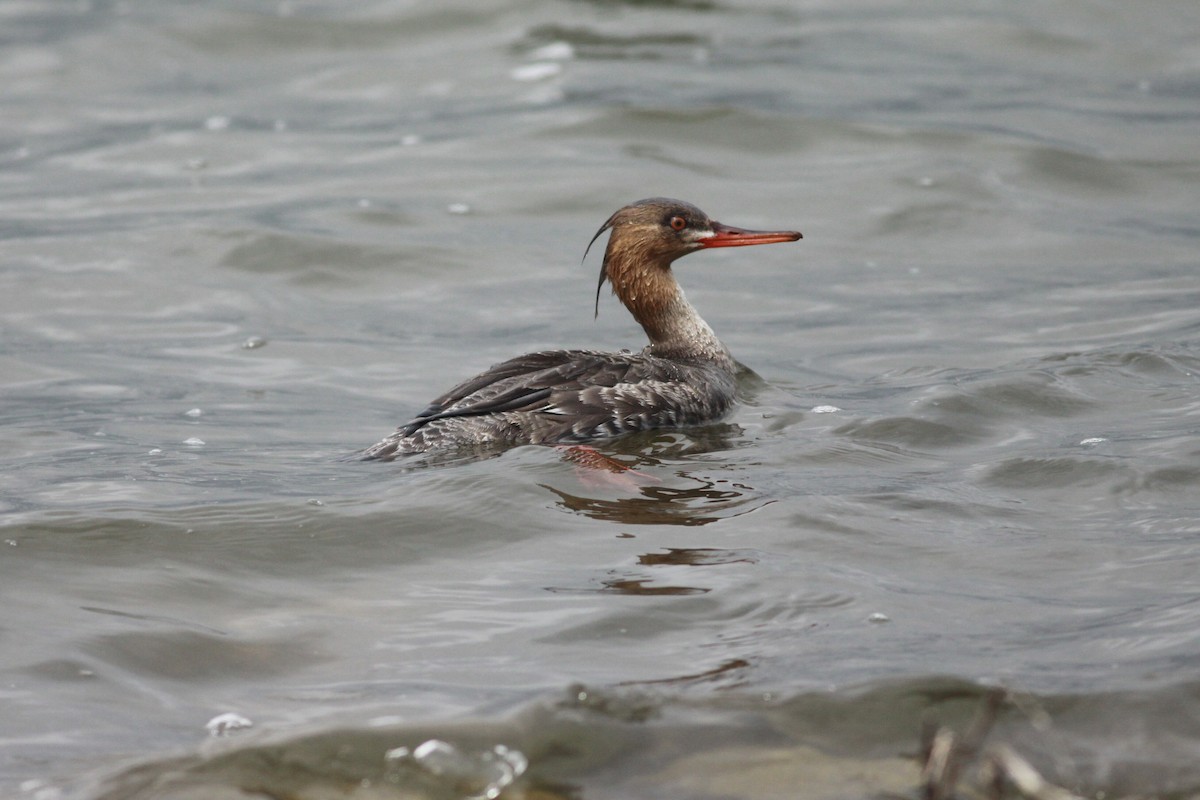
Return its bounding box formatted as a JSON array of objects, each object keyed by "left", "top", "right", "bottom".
[{"left": 607, "top": 254, "right": 730, "bottom": 363}]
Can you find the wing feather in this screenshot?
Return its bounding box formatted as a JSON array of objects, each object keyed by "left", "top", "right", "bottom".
[
  {"left": 361, "top": 348, "right": 735, "bottom": 459},
  {"left": 399, "top": 350, "right": 642, "bottom": 435}
]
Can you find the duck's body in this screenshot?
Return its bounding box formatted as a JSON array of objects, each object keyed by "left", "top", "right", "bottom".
[
  {"left": 360, "top": 348, "right": 738, "bottom": 460},
  {"left": 359, "top": 198, "right": 801, "bottom": 461}
]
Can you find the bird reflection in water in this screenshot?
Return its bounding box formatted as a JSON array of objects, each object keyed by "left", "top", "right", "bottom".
[
  {"left": 637, "top": 548, "right": 759, "bottom": 567},
  {"left": 596, "top": 577, "right": 709, "bottom": 596},
  {"left": 545, "top": 547, "right": 762, "bottom": 599},
  {"left": 593, "top": 548, "right": 762, "bottom": 596},
  {"left": 545, "top": 480, "right": 765, "bottom": 527},
  {"left": 541, "top": 425, "right": 770, "bottom": 527},
  {"left": 545, "top": 430, "right": 767, "bottom": 597}
]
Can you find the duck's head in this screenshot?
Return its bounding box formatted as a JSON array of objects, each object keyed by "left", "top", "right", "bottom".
[{"left": 584, "top": 197, "right": 802, "bottom": 317}]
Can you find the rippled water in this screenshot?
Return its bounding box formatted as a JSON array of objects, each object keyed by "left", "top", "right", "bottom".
[{"left": 2, "top": 1, "right": 1199, "bottom": 798}]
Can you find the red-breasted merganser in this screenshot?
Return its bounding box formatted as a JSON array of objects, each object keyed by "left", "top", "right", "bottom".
[{"left": 358, "top": 198, "right": 801, "bottom": 461}]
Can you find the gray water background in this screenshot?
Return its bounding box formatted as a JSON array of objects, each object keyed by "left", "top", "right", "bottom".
[{"left": 2, "top": 1, "right": 1199, "bottom": 797}]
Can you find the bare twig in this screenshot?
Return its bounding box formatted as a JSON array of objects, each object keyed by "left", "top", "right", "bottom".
[
  {"left": 920, "top": 687, "right": 1006, "bottom": 800},
  {"left": 982, "top": 745, "right": 1086, "bottom": 800}
]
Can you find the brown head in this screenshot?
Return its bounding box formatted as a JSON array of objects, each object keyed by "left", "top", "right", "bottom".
[{"left": 583, "top": 198, "right": 802, "bottom": 319}]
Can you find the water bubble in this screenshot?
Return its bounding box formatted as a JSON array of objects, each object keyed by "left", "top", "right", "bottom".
[
  {"left": 205, "top": 712, "right": 252, "bottom": 736},
  {"left": 511, "top": 62, "right": 561, "bottom": 82},
  {"left": 182, "top": 437, "right": 205, "bottom": 446},
  {"left": 868, "top": 612, "right": 891, "bottom": 624},
  {"left": 185, "top": 408, "right": 203, "bottom": 418},
  {"left": 384, "top": 740, "right": 527, "bottom": 799},
  {"left": 1079, "top": 437, "right": 1108, "bottom": 446},
  {"left": 307, "top": 498, "right": 324, "bottom": 506},
  {"left": 413, "top": 738, "right": 457, "bottom": 766},
  {"left": 19, "top": 778, "right": 60, "bottom": 799},
  {"left": 811, "top": 405, "right": 841, "bottom": 414},
  {"left": 147, "top": 448, "right": 162, "bottom": 455},
  {"left": 241, "top": 336, "right": 267, "bottom": 350}
]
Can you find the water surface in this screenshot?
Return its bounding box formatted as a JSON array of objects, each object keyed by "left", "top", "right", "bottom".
[{"left": 2, "top": 1, "right": 1199, "bottom": 798}]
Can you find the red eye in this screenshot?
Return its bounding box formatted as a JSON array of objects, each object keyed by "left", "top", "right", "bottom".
[{"left": 670, "top": 216, "right": 686, "bottom": 231}]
